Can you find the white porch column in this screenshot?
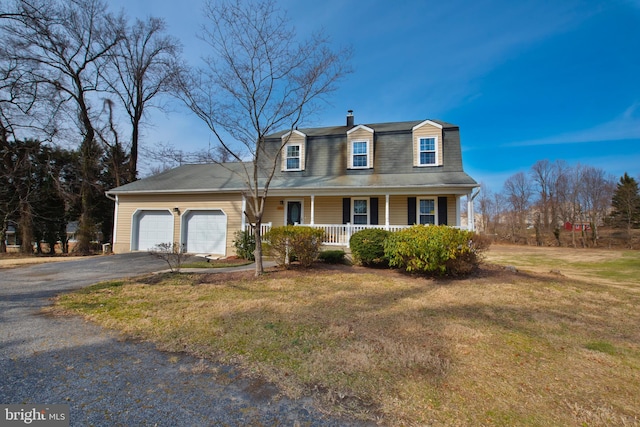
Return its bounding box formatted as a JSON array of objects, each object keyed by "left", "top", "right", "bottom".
[
  {"left": 467, "top": 192, "right": 475, "bottom": 231},
  {"left": 310, "top": 195, "right": 315, "bottom": 225},
  {"left": 112, "top": 195, "right": 118, "bottom": 247},
  {"left": 241, "top": 195, "right": 246, "bottom": 231},
  {"left": 385, "top": 194, "right": 390, "bottom": 229}
]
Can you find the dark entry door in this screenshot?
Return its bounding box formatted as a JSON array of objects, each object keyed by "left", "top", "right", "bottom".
[{"left": 287, "top": 201, "right": 302, "bottom": 225}]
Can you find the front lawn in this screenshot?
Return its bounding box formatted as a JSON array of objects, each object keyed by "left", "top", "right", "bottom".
[{"left": 53, "top": 247, "right": 640, "bottom": 425}]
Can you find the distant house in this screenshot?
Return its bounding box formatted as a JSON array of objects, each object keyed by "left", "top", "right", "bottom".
[{"left": 107, "top": 112, "right": 479, "bottom": 255}]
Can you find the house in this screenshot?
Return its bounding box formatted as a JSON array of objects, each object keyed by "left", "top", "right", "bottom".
[{"left": 106, "top": 112, "right": 479, "bottom": 255}]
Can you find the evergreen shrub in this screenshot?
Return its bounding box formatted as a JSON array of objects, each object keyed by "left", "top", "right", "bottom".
[
  {"left": 384, "top": 225, "right": 490, "bottom": 276},
  {"left": 349, "top": 228, "right": 390, "bottom": 266},
  {"left": 318, "top": 250, "right": 347, "bottom": 264},
  {"left": 233, "top": 230, "right": 255, "bottom": 260}
]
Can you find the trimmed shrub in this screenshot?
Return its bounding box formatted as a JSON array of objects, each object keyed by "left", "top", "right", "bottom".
[
  {"left": 233, "top": 230, "right": 255, "bottom": 261},
  {"left": 384, "top": 225, "right": 490, "bottom": 276},
  {"left": 349, "top": 228, "right": 390, "bottom": 266},
  {"left": 318, "top": 250, "right": 347, "bottom": 264},
  {"left": 265, "top": 225, "right": 325, "bottom": 268}
]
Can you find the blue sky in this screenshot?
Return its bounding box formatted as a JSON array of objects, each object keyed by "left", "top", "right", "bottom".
[{"left": 113, "top": 0, "right": 640, "bottom": 191}]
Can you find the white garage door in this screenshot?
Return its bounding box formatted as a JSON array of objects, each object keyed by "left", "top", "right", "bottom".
[
  {"left": 134, "top": 210, "right": 174, "bottom": 251},
  {"left": 184, "top": 210, "right": 226, "bottom": 254}
]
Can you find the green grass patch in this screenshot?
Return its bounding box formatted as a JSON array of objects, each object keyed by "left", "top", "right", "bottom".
[{"left": 584, "top": 341, "right": 617, "bottom": 355}]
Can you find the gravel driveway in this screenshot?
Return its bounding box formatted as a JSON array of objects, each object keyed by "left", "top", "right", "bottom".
[{"left": 0, "top": 254, "right": 368, "bottom": 426}]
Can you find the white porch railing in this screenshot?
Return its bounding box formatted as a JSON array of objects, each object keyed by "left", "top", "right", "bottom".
[
  {"left": 246, "top": 223, "right": 411, "bottom": 247},
  {"left": 307, "top": 224, "right": 411, "bottom": 246},
  {"left": 244, "top": 222, "right": 272, "bottom": 237},
  {"left": 243, "top": 223, "right": 470, "bottom": 247}
]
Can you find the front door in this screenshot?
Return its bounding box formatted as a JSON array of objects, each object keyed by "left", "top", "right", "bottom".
[{"left": 287, "top": 201, "right": 302, "bottom": 225}]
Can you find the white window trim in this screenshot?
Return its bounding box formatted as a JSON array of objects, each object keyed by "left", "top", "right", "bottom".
[
  {"left": 412, "top": 120, "right": 443, "bottom": 131},
  {"left": 417, "top": 136, "right": 438, "bottom": 167},
  {"left": 350, "top": 140, "right": 370, "bottom": 169},
  {"left": 284, "top": 143, "right": 302, "bottom": 171},
  {"left": 417, "top": 197, "right": 438, "bottom": 225},
  {"left": 351, "top": 197, "right": 370, "bottom": 225}
]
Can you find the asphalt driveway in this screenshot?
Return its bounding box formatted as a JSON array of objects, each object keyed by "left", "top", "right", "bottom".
[{"left": 0, "top": 253, "right": 367, "bottom": 426}]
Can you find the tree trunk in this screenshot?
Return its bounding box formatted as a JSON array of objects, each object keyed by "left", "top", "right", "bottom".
[
  {"left": 129, "top": 111, "right": 140, "bottom": 182},
  {"left": 254, "top": 222, "right": 264, "bottom": 276},
  {"left": 75, "top": 104, "right": 99, "bottom": 255},
  {"left": 18, "top": 201, "right": 34, "bottom": 255}
]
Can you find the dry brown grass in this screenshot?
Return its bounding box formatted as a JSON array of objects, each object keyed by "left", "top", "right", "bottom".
[{"left": 53, "top": 248, "right": 640, "bottom": 426}]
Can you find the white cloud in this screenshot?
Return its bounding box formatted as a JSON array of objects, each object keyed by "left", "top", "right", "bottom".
[{"left": 507, "top": 102, "right": 640, "bottom": 147}]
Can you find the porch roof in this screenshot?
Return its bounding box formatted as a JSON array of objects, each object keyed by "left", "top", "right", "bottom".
[{"left": 107, "top": 162, "right": 478, "bottom": 196}]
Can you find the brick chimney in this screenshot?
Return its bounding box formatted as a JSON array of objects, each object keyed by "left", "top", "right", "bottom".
[{"left": 346, "top": 110, "right": 354, "bottom": 127}]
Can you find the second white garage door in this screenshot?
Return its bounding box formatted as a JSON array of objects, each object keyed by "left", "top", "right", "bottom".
[{"left": 184, "top": 210, "right": 227, "bottom": 254}]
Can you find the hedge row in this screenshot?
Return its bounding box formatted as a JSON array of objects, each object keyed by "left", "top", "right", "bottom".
[{"left": 351, "top": 225, "right": 490, "bottom": 276}]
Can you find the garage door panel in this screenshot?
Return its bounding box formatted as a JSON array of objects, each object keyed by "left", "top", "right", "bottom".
[
  {"left": 185, "top": 210, "right": 226, "bottom": 254},
  {"left": 135, "top": 211, "right": 173, "bottom": 251}
]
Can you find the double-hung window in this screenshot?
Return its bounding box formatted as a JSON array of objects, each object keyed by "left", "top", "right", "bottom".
[
  {"left": 352, "top": 199, "right": 368, "bottom": 224},
  {"left": 419, "top": 199, "right": 436, "bottom": 225},
  {"left": 285, "top": 144, "right": 301, "bottom": 170},
  {"left": 352, "top": 141, "right": 368, "bottom": 168},
  {"left": 419, "top": 137, "right": 436, "bottom": 166}
]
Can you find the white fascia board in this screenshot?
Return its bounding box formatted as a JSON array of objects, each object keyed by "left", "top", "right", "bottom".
[
  {"left": 347, "top": 124, "right": 374, "bottom": 135},
  {"left": 281, "top": 129, "right": 307, "bottom": 140},
  {"left": 412, "top": 120, "right": 443, "bottom": 131}
]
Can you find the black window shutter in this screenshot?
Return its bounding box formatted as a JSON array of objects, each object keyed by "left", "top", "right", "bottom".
[
  {"left": 407, "top": 197, "right": 416, "bottom": 225},
  {"left": 438, "top": 196, "right": 448, "bottom": 225},
  {"left": 342, "top": 198, "right": 350, "bottom": 224},
  {"left": 370, "top": 197, "right": 379, "bottom": 225}
]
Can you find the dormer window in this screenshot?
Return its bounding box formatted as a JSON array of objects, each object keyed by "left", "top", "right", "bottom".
[
  {"left": 281, "top": 129, "right": 306, "bottom": 171},
  {"left": 412, "top": 120, "right": 443, "bottom": 167},
  {"left": 419, "top": 137, "right": 436, "bottom": 166},
  {"left": 347, "top": 124, "right": 374, "bottom": 170},
  {"left": 352, "top": 141, "right": 368, "bottom": 168},
  {"left": 285, "top": 144, "right": 301, "bottom": 170}
]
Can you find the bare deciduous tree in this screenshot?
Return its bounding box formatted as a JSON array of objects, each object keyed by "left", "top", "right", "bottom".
[
  {"left": 179, "top": 0, "right": 351, "bottom": 275},
  {"left": 4, "top": 0, "right": 125, "bottom": 254},
  {"left": 530, "top": 159, "right": 554, "bottom": 234},
  {"left": 107, "top": 16, "right": 183, "bottom": 182},
  {"left": 503, "top": 171, "right": 533, "bottom": 243},
  {"left": 579, "top": 166, "right": 615, "bottom": 246}
]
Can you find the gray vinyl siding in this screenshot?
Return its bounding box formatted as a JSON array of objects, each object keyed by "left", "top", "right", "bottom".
[{"left": 266, "top": 125, "right": 464, "bottom": 179}]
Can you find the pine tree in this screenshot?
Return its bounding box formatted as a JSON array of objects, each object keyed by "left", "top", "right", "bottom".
[{"left": 610, "top": 173, "right": 640, "bottom": 246}]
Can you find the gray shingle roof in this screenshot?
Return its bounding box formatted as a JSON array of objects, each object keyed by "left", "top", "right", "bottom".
[
  {"left": 267, "top": 119, "right": 458, "bottom": 139},
  {"left": 108, "top": 162, "right": 477, "bottom": 195},
  {"left": 108, "top": 118, "right": 477, "bottom": 196}
]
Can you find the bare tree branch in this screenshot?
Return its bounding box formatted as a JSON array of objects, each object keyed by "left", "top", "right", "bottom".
[{"left": 177, "top": 0, "right": 351, "bottom": 275}]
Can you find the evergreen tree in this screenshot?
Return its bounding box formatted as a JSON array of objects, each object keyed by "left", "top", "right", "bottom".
[{"left": 610, "top": 173, "right": 640, "bottom": 246}]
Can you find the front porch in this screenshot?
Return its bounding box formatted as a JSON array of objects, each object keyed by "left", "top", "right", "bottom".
[
  {"left": 247, "top": 222, "right": 467, "bottom": 248},
  {"left": 242, "top": 192, "right": 475, "bottom": 248}
]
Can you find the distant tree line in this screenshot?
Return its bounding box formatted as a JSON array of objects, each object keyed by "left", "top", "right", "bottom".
[
  {"left": 0, "top": 0, "right": 184, "bottom": 254},
  {"left": 475, "top": 160, "right": 640, "bottom": 248}
]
